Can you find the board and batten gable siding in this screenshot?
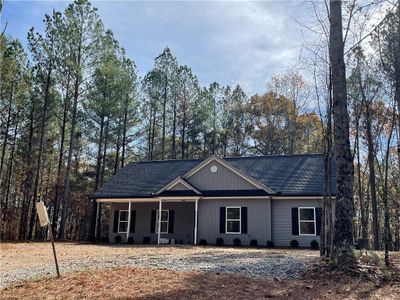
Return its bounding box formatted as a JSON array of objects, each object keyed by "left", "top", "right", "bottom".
[
  {"left": 169, "top": 182, "right": 191, "bottom": 191},
  {"left": 186, "top": 160, "right": 257, "bottom": 190},
  {"left": 198, "top": 198, "right": 271, "bottom": 245},
  {"left": 271, "top": 198, "right": 322, "bottom": 247},
  {"left": 109, "top": 202, "right": 195, "bottom": 244}
]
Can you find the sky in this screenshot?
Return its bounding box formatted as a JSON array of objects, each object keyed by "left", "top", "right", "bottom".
[{"left": 2, "top": 0, "right": 313, "bottom": 95}]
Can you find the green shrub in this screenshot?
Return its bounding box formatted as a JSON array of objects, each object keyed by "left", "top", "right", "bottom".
[
  {"left": 310, "top": 240, "right": 319, "bottom": 249},
  {"left": 127, "top": 237, "right": 135, "bottom": 244},
  {"left": 142, "top": 236, "right": 151, "bottom": 244},
  {"left": 216, "top": 237, "right": 224, "bottom": 246},
  {"left": 199, "top": 239, "right": 207, "bottom": 245},
  {"left": 115, "top": 235, "right": 122, "bottom": 243},
  {"left": 101, "top": 237, "right": 109, "bottom": 243},
  {"left": 233, "top": 238, "right": 241, "bottom": 246},
  {"left": 290, "top": 240, "right": 299, "bottom": 248},
  {"left": 266, "top": 240, "right": 274, "bottom": 248},
  {"left": 250, "top": 239, "right": 258, "bottom": 247}
]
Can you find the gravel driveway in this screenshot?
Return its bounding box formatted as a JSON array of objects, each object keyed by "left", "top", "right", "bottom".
[{"left": 0, "top": 242, "right": 318, "bottom": 289}]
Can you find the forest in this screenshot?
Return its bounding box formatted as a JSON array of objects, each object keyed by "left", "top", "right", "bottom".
[{"left": 0, "top": 0, "right": 399, "bottom": 264}]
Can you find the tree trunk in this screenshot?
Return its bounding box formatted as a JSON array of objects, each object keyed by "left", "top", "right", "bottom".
[
  {"left": 114, "top": 118, "right": 121, "bottom": 174},
  {"left": 3, "top": 111, "right": 19, "bottom": 211},
  {"left": 383, "top": 108, "right": 396, "bottom": 266},
  {"left": 329, "top": 0, "right": 355, "bottom": 267},
  {"left": 52, "top": 73, "right": 71, "bottom": 231},
  {"left": 121, "top": 105, "right": 128, "bottom": 168},
  {"left": 181, "top": 116, "right": 186, "bottom": 159},
  {"left": 171, "top": 98, "right": 177, "bottom": 159},
  {"left": 90, "top": 114, "right": 104, "bottom": 241},
  {"left": 94, "top": 115, "right": 105, "bottom": 191},
  {"left": 365, "top": 103, "right": 380, "bottom": 250},
  {"left": 27, "top": 57, "right": 54, "bottom": 240},
  {"left": 356, "top": 116, "right": 368, "bottom": 248},
  {"left": 161, "top": 77, "right": 167, "bottom": 159},
  {"left": 0, "top": 82, "right": 14, "bottom": 192},
  {"left": 19, "top": 97, "right": 35, "bottom": 240},
  {"left": 100, "top": 116, "right": 109, "bottom": 187},
  {"left": 59, "top": 50, "right": 81, "bottom": 239},
  {"left": 322, "top": 75, "right": 333, "bottom": 257},
  {"left": 151, "top": 106, "right": 156, "bottom": 160}
]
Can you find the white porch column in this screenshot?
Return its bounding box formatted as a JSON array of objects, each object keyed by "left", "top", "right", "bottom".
[
  {"left": 126, "top": 201, "right": 132, "bottom": 242},
  {"left": 95, "top": 200, "right": 100, "bottom": 239},
  {"left": 194, "top": 198, "right": 199, "bottom": 245},
  {"left": 157, "top": 198, "right": 162, "bottom": 245}
]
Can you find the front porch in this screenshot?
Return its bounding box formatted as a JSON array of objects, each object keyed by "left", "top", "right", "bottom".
[{"left": 96, "top": 198, "right": 199, "bottom": 245}]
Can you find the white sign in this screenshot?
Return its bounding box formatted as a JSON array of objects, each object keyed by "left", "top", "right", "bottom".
[{"left": 36, "top": 201, "right": 49, "bottom": 227}]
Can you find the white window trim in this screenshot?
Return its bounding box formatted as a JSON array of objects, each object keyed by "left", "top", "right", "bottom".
[
  {"left": 226, "top": 206, "right": 241, "bottom": 234},
  {"left": 118, "top": 210, "right": 129, "bottom": 233},
  {"left": 298, "top": 207, "right": 316, "bottom": 236},
  {"left": 156, "top": 209, "right": 169, "bottom": 234}
]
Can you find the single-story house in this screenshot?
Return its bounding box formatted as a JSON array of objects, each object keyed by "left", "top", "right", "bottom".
[{"left": 92, "top": 154, "right": 335, "bottom": 247}]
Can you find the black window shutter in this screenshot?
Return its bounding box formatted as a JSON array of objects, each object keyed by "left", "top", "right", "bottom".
[
  {"left": 130, "top": 210, "right": 136, "bottom": 233},
  {"left": 113, "top": 210, "right": 119, "bottom": 233},
  {"left": 168, "top": 210, "right": 174, "bottom": 233},
  {"left": 291, "top": 207, "right": 299, "bottom": 235},
  {"left": 241, "top": 207, "right": 248, "bottom": 234},
  {"left": 150, "top": 210, "right": 156, "bottom": 233},
  {"left": 219, "top": 207, "right": 226, "bottom": 233},
  {"left": 316, "top": 207, "right": 322, "bottom": 236}
]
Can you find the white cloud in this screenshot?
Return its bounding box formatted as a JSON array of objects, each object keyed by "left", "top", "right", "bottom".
[{"left": 4, "top": 0, "right": 311, "bottom": 95}]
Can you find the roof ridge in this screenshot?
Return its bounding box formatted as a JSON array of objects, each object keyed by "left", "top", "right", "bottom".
[
  {"left": 224, "top": 153, "right": 324, "bottom": 159},
  {"left": 125, "top": 153, "right": 323, "bottom": 165},
  {"left": 127, "top": 158, "right": 203, "bottom": 164}
]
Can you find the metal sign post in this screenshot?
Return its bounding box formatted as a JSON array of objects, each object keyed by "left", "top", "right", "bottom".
[{"left": 36, "top": 201, "right": 60, "bottom": 278}]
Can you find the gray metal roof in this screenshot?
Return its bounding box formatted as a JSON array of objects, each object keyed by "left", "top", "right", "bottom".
[{"left": 92, "top": 154, "right": 335, "bottom": 198}]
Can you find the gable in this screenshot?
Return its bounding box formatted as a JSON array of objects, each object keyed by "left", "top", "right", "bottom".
[
  {"left": 185, "top": 160, "right": 259, "bottom": 191},
  {"left": 169, "top": 182, "right": 192, "bottom": 191},
  {"left": 155, "top": 177, "right": 201, "bottom": 195}
]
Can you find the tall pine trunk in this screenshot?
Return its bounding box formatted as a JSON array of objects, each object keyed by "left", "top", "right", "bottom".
[
  {"left": 90, "top": 114, "right": 104, "bottom": 240},
  {"left": 365, "top": 103, "right": 380, "bottom": 249},
  {"left": 161, "top": 77, "right": 167, "bottom": 159},
  {"left": 27, "top": 57, "right": 54, "bottom": 240},
  {"left": 52, "top": 73, "right": 71, "bottom": 230},
  {"left": 19, "top": 97, "right": 35, "bottom": 240},
  {"left": 100, "top": 116, "right": 109, "bottom": 186},
  {"left": 322, "top": 75, "right": 333, "bottom": 257},
  {"left": 4, "top": 111, "right": 19, "bottom": 211},
  {"left": 114, "top": 118, "right": 121, "bottom": 174},
  {"left": 59, "top": 46, "right": 81, "bottom": 239},
  {"left": 0, "top": 82, "right": 14, "bottom": 190},
  {"left": 356, "top": 117, "right": 368, "bottom": 248},
  {"left": 121, "top": 105, "right": 128, "bottom": 168},
  {"left": 329, "top": 0, "right": 355, "bottom": 267},
  {"left": 171, "top": 98, "right": 177, "bottom": 159}
]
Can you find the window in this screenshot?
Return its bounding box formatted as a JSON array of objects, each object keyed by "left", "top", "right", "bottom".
[
  {"left": 299, "top": 207, "right": 316, "bottom": 235},
  {"left": 118, "top": 210, "right": 129, "bottom": 233},
  {"left": 156, "top": 210, "right": 169, "bottom": 234},
  {"left": 226, "top": 207, "right": 241, "bottom": 234}
]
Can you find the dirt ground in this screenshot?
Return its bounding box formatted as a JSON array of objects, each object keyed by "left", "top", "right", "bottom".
[
  {"left": 0, "top": 241, "right": 317, "bottom": 273},
  {"left": 1, "top": 242, "right": 399, "bottom": 299},
  {"left": 1, "top": 266, "right": 399, "bottom": 299}
]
